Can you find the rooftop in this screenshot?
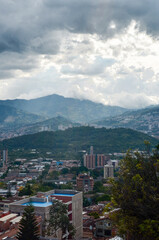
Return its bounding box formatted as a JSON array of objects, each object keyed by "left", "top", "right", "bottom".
[
  {"left": 21, "top": 192, "right": 75, "bottom": 207},
  {"left": 9, "top": 189, "right": 80, "bottom": 209},
  {"left": 10, "top": 216, "right": 22, "bottom": 224},
  {"left": 0, "top": 213, "right": 18, "bottom": 222}
]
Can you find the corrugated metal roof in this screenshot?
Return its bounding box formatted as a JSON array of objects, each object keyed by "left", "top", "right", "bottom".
[
  {"left": 0, "top": 213, "right": 18, "bottom": 222},
  {"left": 10, "top": 216, "right": 22, "bottom": 224}
]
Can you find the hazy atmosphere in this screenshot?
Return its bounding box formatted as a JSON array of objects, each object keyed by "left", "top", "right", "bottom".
[{"left": 1, "top": 0, "right": 159, "bottom": 108}]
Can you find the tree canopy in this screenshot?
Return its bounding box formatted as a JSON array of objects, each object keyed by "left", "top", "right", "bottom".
[
  {"left": 17, "top": 205, "right": 40, "bottom": 240},
  {"left": 110, "top": 150, "right": 159, "bottom": 240},
  {"left": 46, "top": 200, "right": 76, "bottom": 239},
  {"left": 19, "top": 184, "right": 33, "bottom": 196}
]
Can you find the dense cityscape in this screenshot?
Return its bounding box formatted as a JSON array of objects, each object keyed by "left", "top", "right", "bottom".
[{"left": 0, "top": 141, "right": 158, "bottom": 239}]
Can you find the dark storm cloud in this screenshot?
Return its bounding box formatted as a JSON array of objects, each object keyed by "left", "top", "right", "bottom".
[
  {"left": 0, "top": 52, "right": 39, "bottom": 71},
  {"left": 0, "top": 0, "right": 159, "bottom": 54},
  {"left": 0, "top": 31, "right": 26, "bottom": 53}
]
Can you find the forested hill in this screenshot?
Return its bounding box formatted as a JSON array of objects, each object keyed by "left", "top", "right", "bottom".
[{"left": 1, "top": 127, "right": 158, "bottom": 156}]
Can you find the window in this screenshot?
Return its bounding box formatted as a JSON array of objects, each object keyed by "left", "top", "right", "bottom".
[
  {"left": 99, "top": 222, "right": 103, "bottom": 226},
  {"left": 104, "top": 230, "right": 111, "bottom": 236}
]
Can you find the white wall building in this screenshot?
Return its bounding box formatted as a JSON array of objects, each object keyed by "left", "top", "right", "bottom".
[{"left": 104, "top": 164, "right": 114, "bottom": 179}]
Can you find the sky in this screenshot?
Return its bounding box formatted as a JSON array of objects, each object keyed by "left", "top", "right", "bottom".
[{"left": 0, "top": 0, "right": 159, "bottom": 109}]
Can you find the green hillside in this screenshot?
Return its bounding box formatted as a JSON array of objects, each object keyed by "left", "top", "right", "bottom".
[{"left": 1, "top": 127, "right": 158, "bottom": 159}]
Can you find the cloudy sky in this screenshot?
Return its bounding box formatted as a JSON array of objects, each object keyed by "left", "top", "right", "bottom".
[{"left": 0, "top": 0, "right": 159, "bottom": 108}]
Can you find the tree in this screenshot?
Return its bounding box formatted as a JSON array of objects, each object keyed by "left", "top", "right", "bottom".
[
  {"left": 93, "top": 181, "right": 103, "bottom": 192},
  {"left": 48, "top": 170, "right": 59, "bottom": 180},
  {"left": 6, "top": 189, "right": 12, "bottom": 198},
  {"left": 91, "top": 168, "right": 103, "bottom": 178},
  {"left": 110, "top": 150, "right": 159, "bottom": 240},
  {"left": 61, "top": 168, "right": 69, "bottom": 175},
  {"left": 89, "top": 211, "right": 100, "bottom": 219},
  {"left": 83, "top": 196, "right": 90, "bottom": 207},
  {"left": 60, "top": 182, "right": 73, "bottom": 189},
  {"left": 46, "top": 200, "right": 76, "bottom": 239},
  {"left": 144, "top": 140, "right": 151, "bottom": 154},
  {"left": 19, "top": 184, "right": 33, "bottom": 196},
  {"left": 17, "top": 205, "right": 40, "bottom": 240}
]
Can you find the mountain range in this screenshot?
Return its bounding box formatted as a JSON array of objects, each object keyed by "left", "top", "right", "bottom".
[
  {"left": 0, "top": 94, "right": 159, "bottom": 140},
  {"left": 0, "top": 94, "right": 127, "bottom": 123},
  {"left": 92, "top": 105, "right": 159, "bottom": 138},
  {"left": 0, "top": 94, "right": 127, "bottom": 139}
]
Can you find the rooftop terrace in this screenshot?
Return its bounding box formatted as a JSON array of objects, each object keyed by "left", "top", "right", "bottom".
[{"left": 20, "top": 191, "right": 76, "bottom": 207}]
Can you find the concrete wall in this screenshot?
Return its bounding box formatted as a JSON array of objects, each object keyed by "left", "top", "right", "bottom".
[
  {"left": 72, "top": 192, "right": 83, "bottom": 239},
  {"left": 30, "top": 197, "right": 47, "bottom": 203}
]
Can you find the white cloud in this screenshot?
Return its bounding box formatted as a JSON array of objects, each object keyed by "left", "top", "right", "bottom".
[{"left": 0, "top": 1, "right": 159, "bottom": 109}]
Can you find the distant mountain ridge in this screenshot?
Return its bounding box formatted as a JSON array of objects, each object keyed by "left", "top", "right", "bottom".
[
  {"left": 14, "top": 116, "right": 80, "bottom": 136},
  {"left": 0, "top": 104, "right": 44, "bottom": 128},
  {"left": 0, "top": 94, "right": 128, "bottom": 123},
  {"left": 93, "top": 105, "right": 159, "bottom": 138},
  {"left": 1, "top": 94, "right": 159, "bottom": 140},
  {"left": 0, "top": 114, "right": 79, "bottom": 140}
]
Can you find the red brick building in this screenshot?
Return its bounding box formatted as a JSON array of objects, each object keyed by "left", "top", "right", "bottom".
[
  {"left": 76, "top": 174, "right": 94, "bottom": 192},
  {"left": 84, "top": 154, "right": 96, "bottom": 169},
  {"left": 97, "top": 154, "right": 107, "bottom": 168}
]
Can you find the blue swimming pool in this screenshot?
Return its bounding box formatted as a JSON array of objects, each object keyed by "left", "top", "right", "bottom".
[{"left": 22, "top": 201, "right": 52, "bottom": 207}]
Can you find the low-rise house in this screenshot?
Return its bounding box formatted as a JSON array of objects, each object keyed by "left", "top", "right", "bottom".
[
  {"left": 83, "top": 214, "right": 117, "bottom": 239},
  {"left": 84, "top": 204, "right": 104, "bottom": 215},
  {"left": 94, "top": 217, "right": 117, "bottom": 238}
]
